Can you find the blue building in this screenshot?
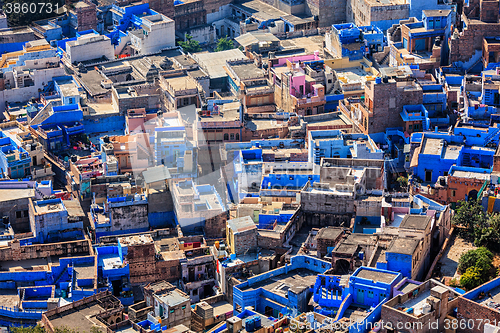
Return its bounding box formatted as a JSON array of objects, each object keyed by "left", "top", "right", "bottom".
[
  {"left": 408, "top": 0, "right": 453, "bottom": 21},
  {"left": 312, "top": 267, "right": 403, "bottom": 333},
  {"left": 400, "top": 105, "right": 431, "bottom": 134},
  {"left": 95, "top": 246, "right": 133, "bottom": 305},
  {"left": 328, "top": 24, "right": 384, "bottom": 60},
  {"left": 29, "top": 198, "right": 85, "bottom": 243},
  {"left": 0, "top": 254, "right": 97, "bottom": 319},
  {"left": 420, "top": 81, "right": 448, "bottom": 123},
  {"left": 233, "top": 255, "right": 331, "bottom": 317},
  {"left": 260, "top": 171, "right": 320, "bottom": 198},
  {"left": 31, "top": 104, "right": 85, "bottom": 152},
  {"left": 0, "top": 131, "right": 31, "bottom": 179},
  {"left": 401, "top": 10, "right": 453, "bottom": 64},
  {"left": 32, "top": 19, "right": 64, "bottom": 42},
  {"left": 307, "top": 130, "right": 384, "bottom": 164},
  {"left": 171, "top": 180, "right": 226, "bottom": 235},
  {"left": 91, "top": 193, "right": 149, "bottom": 238},
  {"left": 225, "top": 139, "right": 306, "bottom": 202},
  {"left": 411, "top": 132, "right": 494, "bottom": 183}
]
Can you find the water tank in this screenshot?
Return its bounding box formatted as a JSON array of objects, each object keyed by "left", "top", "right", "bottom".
[
  {"left": 134, "top": 193, "right": 141, "bottom": 201},
  {"left": 422, "top": 303, "right": 432, "bottom": 314},
  {"left": 230, "top": 253, "right": 237, "bottom": 260},
  {"left": 245, "top": 318, "right": 254, "bottom": 332},
  {"left": 306, "top": 312, "right": 314, "bottom": 325},
  {"left": 253, "top": 315, "right": 261, "bottom": 328},
  {"left": 375, "top": 77, "right": 382, "bottom": 84},
  {"left": 358, "top": 251, "right": 364, "bottom": 260}
]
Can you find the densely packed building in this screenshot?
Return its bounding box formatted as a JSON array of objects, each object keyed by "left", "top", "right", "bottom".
[{"left": 4, "top": 0, "right": 500, "bottom": 332}]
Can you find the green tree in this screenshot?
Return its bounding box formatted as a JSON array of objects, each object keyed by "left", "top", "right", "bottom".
[
  {"left": 215, "top": 36, "right": 235, "bottom": 52},
  {"left": 460, "top": 266, "right": 486, "bottom": 291},
  {"left": 396, "top": 175, "right": 408, "bottom": 190},
  {"left": 10, "top": 325, "right": 45, "bottom": 333},
  {"left": 178, "top": 35, "right": 201, "bottom": 53},
  {"left": 458, "top": 247, "right": 493, "bottom": 274},
  {"left": 452, "top": 199, "right": 488, "bottom": 240}
]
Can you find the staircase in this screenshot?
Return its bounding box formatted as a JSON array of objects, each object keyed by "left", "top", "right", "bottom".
[
  {"left": 483, "top": 127, "right": 500, "bottom": 146},
  {"left": 136, "top": 139, "right": 150, "bottom": 159},
  {"left": 198, "top": 88, "right": 208, "bottom": 107},
  {"left": 191, "top": 311, "right": 204, "bottom": 332},
  {"left": 379, "top": 50, "right": 391, "bottom": 66},
  {"left": 462, "top": 152, "right": 471, "bottom": 166},
  {"left": 34, "top": 185, "right": 45, "bottom": 199},
  {"left": 52, "top": 266, "right": 69, "bottom": 285},
  {"left": 466, "top": 55, "right": 483, "bottom": 72},
  {"left": 30, "top": 102, "right": 53, "bottom": 126}
]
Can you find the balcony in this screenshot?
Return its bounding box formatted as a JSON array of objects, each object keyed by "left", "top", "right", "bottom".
[
  {"left": 244, "top": 85, "right": 274, "bottom": 96},
  {"left": 296, "top": 95, "right": 323, "bottom": 106}
]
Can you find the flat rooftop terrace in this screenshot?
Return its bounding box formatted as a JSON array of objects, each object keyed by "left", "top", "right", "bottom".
[
  {"left": 393, "top": 289, "right": 431, "bottom": 316},
  {"left": 74, "top": 264, "right": 96, "bottom": 279},
  {"left": 161, "top": 74, "right": 198, "bottom": 91},
  {"left": 0, "top": 188, "right": 35, "bottom": 201},
  {"left": 477, "top": 284, "right": 500, "bottom": 309},
  {"left": 399, "top": 281, "right": 420, "bottom": 294},
  {"left": 85, "top": 103, "right": 119, "bottom": 116},
  {"left": 230, "top": 62, "right": 265, "bottom": 80},
  {"left": 212, "top": 301, "right": 233, "bottom": 317},
  {"left": 48, "top": 302, "right": 105, "bottom": 332},
  {"left": 0, "top": 258, "right": 50, "bottom": 272},
  {"left": 0, "top": 290, "right": 20, "bottom": 308},
  {"left": 355, "top": 269, "right": 397, "bottom": 284},
  {"left": 239, "top": 269, "right": 318, "bottom": 295}
]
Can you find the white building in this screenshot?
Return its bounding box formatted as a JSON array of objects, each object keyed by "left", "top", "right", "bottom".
[
  {"left": 65, "top": 34, "right": 114, "bottom": 64},
  {"left": 129, "top": 14, "right": 175, "bottom": 55},
  {"left": 0, "top": 40, "right": 65, "bottom": 114}
]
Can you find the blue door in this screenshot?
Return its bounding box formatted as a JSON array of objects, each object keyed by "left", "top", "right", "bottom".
[
  {"left": 414, "top": 39, "right": 426, "bottom": 51},
  {"left": 356, "top": 289, "right": 364, "bottom": 304}
]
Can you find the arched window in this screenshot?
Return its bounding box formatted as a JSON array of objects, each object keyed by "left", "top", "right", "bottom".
[{"left": 224, "top": 133, "right": 229, "bottom": 141}]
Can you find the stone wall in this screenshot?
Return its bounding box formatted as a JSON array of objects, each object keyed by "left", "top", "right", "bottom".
[{"left": 0, "top": 237, "right": 91, "bottom": 261}]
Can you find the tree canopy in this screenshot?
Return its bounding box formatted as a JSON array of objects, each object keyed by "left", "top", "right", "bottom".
[
  {"left": 215, "top": 36, "right": 235, "bottom": 52},
  {"left": 178, "top": 34, "right": 201, "bottom": 54},
  {"left": 458, "top": 247, "right": 494, "bottom": 291},
  {"left": 452, "top": 200, "right": 500, "bottom": 250}
]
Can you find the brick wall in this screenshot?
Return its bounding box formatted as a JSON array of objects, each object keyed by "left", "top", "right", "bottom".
[
  {"left": 365, "top": 80, "right": 423, "bottom": 133},
  {"left": 480, "top": 0, "right": 499, "bottom": 23},
  {"left": 234, "top": 228, "right": 258, "bottom": 255},
  {"left": 142, "top": 0, "right": 175, "bottom": 19},
  {"left": 456, "top": 297, "right": 500, "bottom": 333},
  {"left": 0, "top": 237, "right": 91, "bottom": 261},
  {"left": 316, "top": 228, "right": 344, "bottom": 258},
  {"left": 156, "top": 257, "right": 182, "bottom": 282},
  {"left": 75, "top": 1, "right": 97, "bottom": 32},
  {"left": 450, "top": 18, "right": 500, "bottom": 63},
  {"left": 205, "top": 212, "right": 228, "bottom": 239},
  {"left": 127, "top": 243, "right": 158, "bottom": 284},
  {"left": 257, "top": 231, "right": 283, "bottom": 249}
]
